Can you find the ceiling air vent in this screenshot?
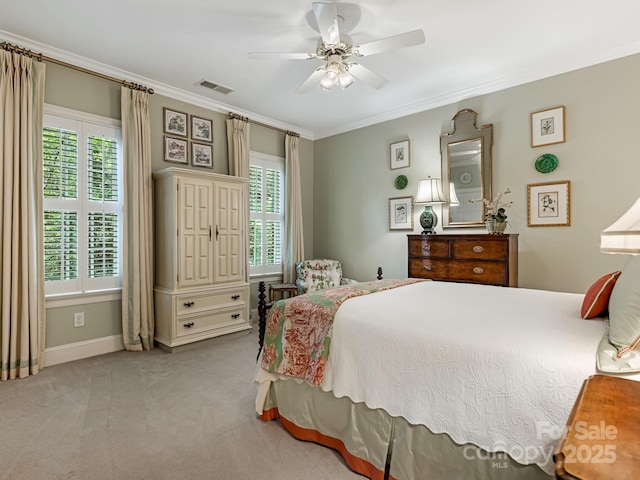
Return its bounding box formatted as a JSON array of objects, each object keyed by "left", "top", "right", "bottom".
[{"left": 197, "top": 79, "right": 234, "bottom": 95}]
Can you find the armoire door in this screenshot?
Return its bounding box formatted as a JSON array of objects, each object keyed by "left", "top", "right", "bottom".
[
  {"left": 177, "top": 177, "right": 213, "bottom": 287},
  {"left": 214, "top": 181, "right": 244, "bottom": 283}
]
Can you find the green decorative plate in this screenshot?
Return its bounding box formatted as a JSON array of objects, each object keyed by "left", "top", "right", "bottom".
[
  {"left": 395, "top": 174, "right": 408, "bottom": 190},
  {"left": 535, "top": 153, "right": 559, "bottom": 173}
]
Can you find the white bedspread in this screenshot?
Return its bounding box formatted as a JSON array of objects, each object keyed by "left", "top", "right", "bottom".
[{"left": 254, "top": 281, "right": 638, "bottom": 475}]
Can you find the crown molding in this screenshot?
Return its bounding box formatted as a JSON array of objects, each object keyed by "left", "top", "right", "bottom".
[
  {"left": 0, "top": 29, "right": 314, "bottom": 140},
  {"left": 313, "top": 39, "right": 640, "bottom": 140},
  {"left": 4, "top": 29, "right": 640, "bottom": 142}
]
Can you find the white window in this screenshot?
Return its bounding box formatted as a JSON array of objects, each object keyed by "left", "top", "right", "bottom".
[
  {"left": 249, "top": 152, "right": 284, "bottom": 276},
  {"left": 43, "top": 105, "right": 123, "bottom": 296}
]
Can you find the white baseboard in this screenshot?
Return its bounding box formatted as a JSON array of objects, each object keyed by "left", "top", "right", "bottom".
[{"left": 44, "top": 334, "right": 124, "bottom": 367}]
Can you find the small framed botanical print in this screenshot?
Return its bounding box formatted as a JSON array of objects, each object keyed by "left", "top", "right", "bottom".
[
  {"left": 531, "top": 106, "right": 565, "bottom": 147},
  {"left": 163, "top": 108, "right": 188, "bottom": 138},
  {"left": 191, "top": 142, "right": 213, "bottom": 168},
  {"left": 164, "top": 135, "right": 188, "bottom": 164},
  {"left": 390, "top": 140, "right": 410, "bottom": 170},
  {"left": 191, "top": 115, "right": 213, "bottom": 143},
  {"left": 527, "top": 180, "right": 570, "bottom": 227},
  {"left": 389, "top": 196, "right": 413, "bottom": 230}
]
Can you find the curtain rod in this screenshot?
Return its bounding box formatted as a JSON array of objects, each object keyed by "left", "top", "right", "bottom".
[
  {"left": 228, "top": 112, "right": 299, "bottom": 138},
  {"left": 1, "top": 42, "right": 154, "bottom": 94}
]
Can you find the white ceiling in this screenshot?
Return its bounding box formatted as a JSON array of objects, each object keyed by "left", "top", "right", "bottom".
[{"left": 2, "top": 1, "right": 640, "bottom": 139}]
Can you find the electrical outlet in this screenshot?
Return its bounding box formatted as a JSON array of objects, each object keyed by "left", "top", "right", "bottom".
[{"left": 73, "top": 312, "right": 85, "bottom": 328}]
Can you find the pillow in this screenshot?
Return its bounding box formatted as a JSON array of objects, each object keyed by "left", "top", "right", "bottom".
[
  {"left": 598, "top": 256, "right": 640, "bottom": 372},
  {"left": 581, "top": 271, "right": 621, "bottom": 319}
]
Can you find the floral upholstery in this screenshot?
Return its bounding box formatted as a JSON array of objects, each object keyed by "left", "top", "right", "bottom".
[{"left": 295, "top": 259, "right": 357, "bottom": 294}]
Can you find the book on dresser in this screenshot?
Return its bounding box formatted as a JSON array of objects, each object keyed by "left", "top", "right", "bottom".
[{"left": 407, "top": 233, "right": 518, "bottom": 287}]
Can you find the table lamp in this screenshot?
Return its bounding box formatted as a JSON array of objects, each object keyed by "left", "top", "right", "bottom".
[
  {"left": 414, "top": 177, "right": 446, "bottom": 234},
  {"left": 601, "top": 198, "right": 640, "bottom": 254}
]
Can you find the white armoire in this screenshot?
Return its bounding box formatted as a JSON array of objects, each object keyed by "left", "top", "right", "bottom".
[{"left": 153, "top": 167, "right": 251, "bottom": 349}]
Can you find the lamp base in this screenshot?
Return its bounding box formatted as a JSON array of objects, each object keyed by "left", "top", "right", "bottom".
[{"left": 420, "top": 205, "right": 438, "bottom": 235}]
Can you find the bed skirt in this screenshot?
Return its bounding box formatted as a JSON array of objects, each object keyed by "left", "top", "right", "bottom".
[{"left": 259, "top": 380, "right": 551, "bottom": 480}]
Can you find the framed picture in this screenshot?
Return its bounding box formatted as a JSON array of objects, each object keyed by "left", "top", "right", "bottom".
[
  {"left": 531, "top": 106, "right": 565, "bottom": 147},
  {"left": 390, "top": 140, "right": 410, "bottom": 170},
  {"left": 389, "top": 196, "right": 413, "bottom": 230},
  {"left": 191, "top": 115, "right": 213, "bottom": 142},
  {"left": 527, "top": 180, "right": 570, "bottom": 227},
  {"left": 191, "top": 142, "right": 213, "bottom": 168},
  {"left": 163, "top": 107, "right": 188, "bottom": 138},
  {"left": 164, "top": 136, "right": 188, "bottom": 164}
]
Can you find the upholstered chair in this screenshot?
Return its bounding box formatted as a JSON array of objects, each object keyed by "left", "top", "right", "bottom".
[{"left": 295, "top": 259, "right": 357, "bottom": 294}]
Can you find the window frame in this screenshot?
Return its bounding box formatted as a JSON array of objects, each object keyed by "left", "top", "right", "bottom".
[
  {"left": 249, "top": 151, "right": 285, "bottom": 277},
  {"left": 43, "top": 104, "right": 123, "bottom": 298}
]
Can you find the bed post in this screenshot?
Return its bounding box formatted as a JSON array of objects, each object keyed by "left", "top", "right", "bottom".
[
  {"left": 377, "top": 267, "right": 383, "bottom": 280},
  {"left": 257, "top": 281, "right": 267, "bottom": 361}
]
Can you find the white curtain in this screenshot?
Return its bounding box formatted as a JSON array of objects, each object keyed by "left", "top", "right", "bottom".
[
  {"left": 283, "top": 133, "right": 305, "bottom": 283},
  {"left": 121, "top": 87, "right": 154, "bottom": 351},
  {"left": 0, "top": 50, "right": 46, "bottom": 380},
  {"left": 226, "top": 117, "right": 250, "bottom": 179}
]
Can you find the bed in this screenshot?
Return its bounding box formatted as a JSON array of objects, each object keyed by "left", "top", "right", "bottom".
[{"left": 253, "top": 276, "right": 639, "bottom": 480}]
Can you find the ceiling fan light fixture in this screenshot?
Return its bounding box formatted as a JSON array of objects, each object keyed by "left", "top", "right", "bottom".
[
  {"left": 319, "top": 69, "right": 338, "bottom": 90},
  {"left": 338, "top": 70, "right": 354, "bottom": 89}
]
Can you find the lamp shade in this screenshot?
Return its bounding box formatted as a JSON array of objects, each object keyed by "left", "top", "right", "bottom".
[
  {"left": 449, "top": 182, "right": 460, "bottom": 206},
  {"left": 601, "top": 197, "right": 640, "bottom": 254},
  {"left": 414, "top": 177, "right": 446, "bottom": 204}
]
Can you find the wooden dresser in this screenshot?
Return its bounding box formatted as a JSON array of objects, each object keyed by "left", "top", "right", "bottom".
[{"left": 407, "top": 233, "right": 518, "bottom": 287}]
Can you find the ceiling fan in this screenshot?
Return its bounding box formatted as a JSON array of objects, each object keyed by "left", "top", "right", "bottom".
[{"left": 248, "top": 2, "right": 425, "bottom": 93}]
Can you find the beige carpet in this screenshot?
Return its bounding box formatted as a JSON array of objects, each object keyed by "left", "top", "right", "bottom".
[{"left": 0, "top": 327, "right": 362, "bottom": 479}]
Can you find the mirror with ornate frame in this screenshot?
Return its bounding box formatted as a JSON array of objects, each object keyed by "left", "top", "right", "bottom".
[{"left": 440, "top": 109, "right": 493, "bottom": 228}]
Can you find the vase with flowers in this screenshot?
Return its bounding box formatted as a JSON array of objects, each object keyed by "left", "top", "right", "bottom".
[{"left": 471, "top": 188, "right": 513, "bottom": 234}]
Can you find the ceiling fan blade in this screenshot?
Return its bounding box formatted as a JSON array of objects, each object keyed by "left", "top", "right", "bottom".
[
  {"left": 313, "top": 2, "right": 340, "bottom": 45},
  {"left": 347, "top": 63, "right": 389, "bottom": 90},
  {"left": 295, "top": 67, "right": 326, "bottom": 94},
  {"left": 354, "top": 29, "right": 425, "bottom": 57},
  {"left": 249, "top": 52, "right": 318, "bottom": 60}
]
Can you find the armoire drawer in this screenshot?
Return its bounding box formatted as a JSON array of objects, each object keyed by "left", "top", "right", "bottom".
[
  {"left": 176, "top": 308, "right": 247, "bottom": 337},
  {"left": 175, "top": 289, "right": 246, "bottom": 316}
]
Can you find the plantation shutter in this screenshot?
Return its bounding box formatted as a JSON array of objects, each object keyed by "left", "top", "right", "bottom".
[
  {"left": 43, "top": 126, "right": 79, "bottom": 286},
  {"left": 249, "top": 154, "right": 284, "bottom": 275},
  {"left": 87, "top": 136, "right": 120, "bottom": 281}
]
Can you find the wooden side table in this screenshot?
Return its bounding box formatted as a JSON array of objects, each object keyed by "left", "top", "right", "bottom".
[
  {"left": 554, "top": 374, "right": 640, "bottom": 479},
  {"left": 269, "top": 283, "right": 298, "bottom": 302}
]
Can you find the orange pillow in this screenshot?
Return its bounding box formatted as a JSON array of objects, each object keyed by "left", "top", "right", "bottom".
[{"left": 581, "top": 271, "right": 622, "bottom": 319}]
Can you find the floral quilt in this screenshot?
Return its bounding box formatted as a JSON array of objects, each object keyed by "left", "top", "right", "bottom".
[{"left": 261, "top": 278, "right": 424, "bottom": 386}]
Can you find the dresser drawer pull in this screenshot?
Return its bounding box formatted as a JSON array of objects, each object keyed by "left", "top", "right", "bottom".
[
  {"left": 422, "top": 245, "right": 431, "bottom": 252},
  {"left": 423, "top": 265, "right": 433, "bottom": 271},
  {"left": 472, "top": 267, "right": 484, "bottom": 275},
  {"left": 183, "top": 322, "right": 195, "bottom": 328},
  {"left": 231, "top": 294, "right": 240, "bottom": 300},
  {"left": 231, "top": 313, "right": 240, "bottom": 319},
  {"left": 472, "top": 245, "right": 484, "bottom": 254},
  {"left": 183, "top": 301, "right": 195, "bottom": 308}
]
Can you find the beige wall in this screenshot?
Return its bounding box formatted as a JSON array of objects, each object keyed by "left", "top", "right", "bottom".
[
  {"left": 42, "top": 63, "right": 313, "bottom": 348},
  {"left": 313, "top": 54, "right": 640, "bottom": 293}
]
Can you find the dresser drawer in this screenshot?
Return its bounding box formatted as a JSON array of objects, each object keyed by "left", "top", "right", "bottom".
[
  {"left": 176, "top": 308, "right": 247, "bottom": 337},
  {"left": 451, "top": 240, "right": 507, "bottom": 260},
  {"left": 408, "top": 258, "right": 449, "bottom": 279},
  {"left": 408, "top": 238, "right": 449, "bottom": 258},
  {"left": 447, "top": 260, "right": 507, "bottom": 285},
  {"left": 176, "top": 289, "right": 246, "bottom": 316}
]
